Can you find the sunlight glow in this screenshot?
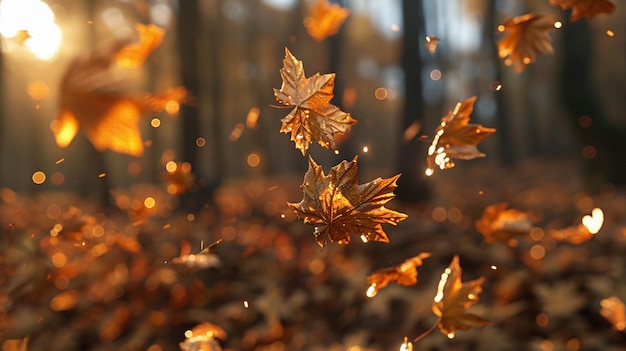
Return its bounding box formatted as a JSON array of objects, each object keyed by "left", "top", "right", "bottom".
[
  {"left": 582, "top": 208, "right": 603, "bottom": 234},
  {"left": 0, "top": 0, "right": 62, "bottom": 60}
]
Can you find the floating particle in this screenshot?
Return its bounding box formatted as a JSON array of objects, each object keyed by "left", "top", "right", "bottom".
[{"left": 32, "top": 171, "right": 46, "bottom": 184}]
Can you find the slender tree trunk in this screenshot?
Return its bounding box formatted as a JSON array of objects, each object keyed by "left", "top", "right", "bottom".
[
  {"left": 486, "top": 0, "right": 514, "bottom": 165},
  {"left": 396, "top": 0, "right": 429, "bottom": 202}
]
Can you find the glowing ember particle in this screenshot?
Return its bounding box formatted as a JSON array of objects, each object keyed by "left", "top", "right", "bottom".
[
  {"left": 195, "top": 137, "right": 206, "bottom": 147},
  {"left": 187, "top": 214, "right": 195, "bottom": 221},
  {"left": 334, "top": 150, "right": 340, "bottom": 155},
  {"left": 374, "top": 87, "right": 388, "bottom": 100},
  {"left": 553, "top": 21, "right": 562, "bottom": 29},
  {"left": 165, "top": 161, "right": 177, "bottom": 173},
  {"left": 98, "top": 173, "right": 106, "bottom": 178},
  {"left": 582, "top": 208, "right": 603, "bottom": 234},
  {"left": 246, "top": 153, "right": 261, "bottom": 167},
  {"left": 366, "top": 283, "right": 378, "bottom": 297},
  {"left": 243, "top": 300, "right": 249, "bottom": 308},
  {"left": 32, "top": 171, "right": 46, "bottom": 184},
  {"left": 606, "top": 30, "right": 615, "bottom": 37},
  {"left": 246, "top": 106, "right": 260, "bottom": 129},
  {"left": 360, "top": 234, "right": 368, "bottom": 243},
  {"left": 362, "top": 146, "right": 369, "bottom": 153},
  {"left": 430, "top": 69, "right": 442, "bottom": 81},
  {"left": 163, "top": 224, "right": 171, "bottom": 229},
  {"left": 144, "top": 197, "right": 156, "bottom": 209},
  {"left": 151, "top": 118, "right": 161, "bottom": 128},
  {"left": 55, "top": 158, "right": 65, "bottom": 164},
  {"left": 164, "top": 100, "right": 180, "bottom": 115},
  {"left": 490, "top": 265, "right": 497, "bottom": 270},
  {"left": 280, "top": 213, "right": 286, "bottom": 219}
]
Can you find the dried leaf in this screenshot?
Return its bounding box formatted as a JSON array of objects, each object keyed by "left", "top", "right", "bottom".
[
  {"left": 475, "top": 203, "right": 532, "bottom": 244},
  {"left": 497, "top": 14, "right": 556, "bottom": 73},
  {"left": 550, "top": 0, "right": 616, "bottom": 21},
  {"left": 54, "top": 39, "right": 186, "bottom": 156},
  {"left": 425, "top": 96, "right": 495, "bottom": 176},
  {"left": 116, "top": 23, "right": 165, "bottom": 68},
  {"left": 367, "top": 252, "right": 431, "bottom": 297},
  {"left": 274, "top": 48, "right": 356, "bottom": 155},
  {"left": 600, "top": 296, "right": 626, "bottom": 331},
  {"left": 304, "top": 0, "right": 350, "bottom": 41},
  {"left": 179, "top": 322, "right": 226, "bottom": 351},
  {"left": 432, "top": 255, "right": 490, "bottom": 338},
  {"left": 425, "top": 35, "right": 441, "bottom": 54},
  {"left": 288, "top": 156, "right": 407, "bottom": 247},
  {"left": 550, "top": 208, "right": 604, "bottom": 244}
]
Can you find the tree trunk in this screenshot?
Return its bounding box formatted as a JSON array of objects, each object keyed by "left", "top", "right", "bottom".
[{"left": 395, "top": 0, "right": 429, "bottom": 202}]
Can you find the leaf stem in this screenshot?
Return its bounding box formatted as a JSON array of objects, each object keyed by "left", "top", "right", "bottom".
[{"left": 413, "top": 317, "right": 441, "bottom": 343}]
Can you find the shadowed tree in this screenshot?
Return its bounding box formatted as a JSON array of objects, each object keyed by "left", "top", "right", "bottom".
[{"left": 395, "top": 0, "right": 429, "bottom": 202}]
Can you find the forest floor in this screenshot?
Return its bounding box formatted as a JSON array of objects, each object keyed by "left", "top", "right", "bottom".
[{"left": 1, "top": 157, "right": 626, "bottom": 351}]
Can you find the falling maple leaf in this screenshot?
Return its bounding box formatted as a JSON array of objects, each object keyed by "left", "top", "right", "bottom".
[
  {"left": 496, "top": 14, "right": 556, "bottom": 73},
  {"left": 179, "top": 322, "right": 226, "bottom": 351},
  {"left": 600, "top": 296, "right": 626, "bottom": 331},
  {"left": 274, "top": 48, "right": 356, "bottom": 155},
  {"left": 425, "top": 35, "right": 441, "bottom": 54},
  {"left": 288, "top": 156, "right": 407, "bottom": 247},
  {"left": 116, "top": 23, "right": 165, "bottom": 68},
  {"left": 432, "top": 255, "right": 490, "bottom": 338},
  {"left": 366, "top": 252, "right": 431, "bottom": 297},
  {"left": 550, "top": 0, "right": 616, "bottom": 21},
  {"left": 425, "top": 96, "right": 495, "bottom": 176},
  {"left": 304, "top": 0, "right": 350, "bottom": 42},
  {"left": 550, "top": 207, "right": 603, "bottom": 244},
  {"left": 54, "top": 38, "right": 186, "bottom": 156},
  {"left": 475, "top": 203, "right": 532, "bottom": 244}
]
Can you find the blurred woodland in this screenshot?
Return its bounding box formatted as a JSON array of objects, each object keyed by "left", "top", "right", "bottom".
[{"left": 1, "top": 0, "right": 626, "bottom": 350}]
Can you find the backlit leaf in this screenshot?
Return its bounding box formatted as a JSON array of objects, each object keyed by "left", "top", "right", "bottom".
[
  {"left": 274, "top": 48, "right": 356, "bottom": 155},
  {"left": 304, "top": 0, "right": 350, "bottom": 42},
  {"left": 367, "top": 252, "right": 431, "bottom": 297},
  {"left": 425, "top": 96, "right": 495, "bottom": 176},
  {"left": 432, "top": 255, "right": 490, "bottom": 338},
  {"left": 600, "top": 296, "right": 626, "bottom": 331},
  {"left": 288, "top": 156, "right": 407, "bottom": 247},
  {"left": 54, "top": 39, "right": 186, "bottom": 156},
  {"left": 550, "top": 0, "right": 616, "bottom": 21},
  {"left": 116, "top": 23, "right": 165, "bottom": 68},
  {"left": 179, "top": 322, "right": 226, "bottom": 351},
  {"left": 497, "top": 14, "right": 556, "bottom": 73},
  {"left": 475, "top": 203, "right": 532, "bottom": 244}
]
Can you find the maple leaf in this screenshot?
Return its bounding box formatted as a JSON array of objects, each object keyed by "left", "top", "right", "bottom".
[
  {"left": 600, "top": 297, "right": 626, "bottom": 332},
  {"left": 179, "top": 322, "right": 226, "bottom": 351},
  {"left": 549, "top": 207, "right": 604, "bottom": 244},
  {"left": 274, "top": 48, "right": 356, "bottom": 155},
  {"left": 288, "top": 156, "right": 407, "bottom": 247},
  {"left": 475, "top": 203, "right": 532, "bottom": 244},
  {"left": 116, "top": 23, "right": 165, "bottom": 68},
  {"left": 432, "top": 255, "right": 490, "bottom": 338},
  {"left": 550, "top": 0, "right": 616, "bottom": 21},
  {"left": 425, "top": 35, "right": 441, "bottom": 54},
  {"left": 425, "top": 96, "right": 495, "bottom": 176},
  {"left": 496, "top": 14, "right": 556, "bottom": 73},
  {"left": 366, "top": 252, "right": 431, "bottom": 297},
  {"left": 304, "top": 0, "right": 350, "bottom": 42},
  {"left": 54, "top": 38, "right": 187, "bottom": 156}
]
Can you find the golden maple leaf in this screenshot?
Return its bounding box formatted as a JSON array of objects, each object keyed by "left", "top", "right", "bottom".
[
  {"left": 432, "top": 255, "right": 490, "bottom": 338},
  {"left": 274, "top": 48, "right": 356, "bottom": 155},
  {"left": 600, "top": 297, "right": 626, "bottom": 331},
  {"left": 497, "top": 14, "right": 556, "bottom": 73},
  {"left": 288, "top": 156, "right": 407, "bottom": 247},
  {"left": 425, "top": 35, "right": 441, "bottom": 54},
  {"left": 425, "top": 96, "right": 495, "bottom": 176},
  {"left": 54, "top": 39, "right": 186, "bottom": 156},
  {"left": 366, "top": 252, "right": 431, "bottom": 297},
  {"left": 116, "top": 23, "right": 165, "bottom": 68},
  {"left": 550, "top": 0, "right": 616, "bottom": 21},
  {"left": 304, "top": 0, "right": 350, "bottom": 42},
  {"left": 475, "top": 203, "right": 532, "bottom": 244}
]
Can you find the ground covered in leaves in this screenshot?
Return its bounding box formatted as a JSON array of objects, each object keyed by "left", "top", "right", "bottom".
[{"left": 1, "top": 158, "right": 625, "bottom": 351}]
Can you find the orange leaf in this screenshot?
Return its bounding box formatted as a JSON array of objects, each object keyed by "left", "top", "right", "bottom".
[
  {"left": 304, "top": 0, "right": 350, "bottom": 42},
  {"left": 55, "top": 39, "right": 186, "bottom": 156},
  {"left": 367, "top": 252, "right": 431, "bottom": 296},
  {"left": 288, "top": 156, "right": 407, "bottom": 247},
  {"left": 550, "top": 0, "right": 616, "bottom": 21},
  {"left": 497, "top": 14, "right": 556, "bottom": 73},
  {"left": 425, "top": 96, "right": 495, "bottom": 176},
  {"left": 475, "top": 203, "right": 532, "bottom": 244},
  {"left": 425, "top": 35, "right": 441, "bottom": 54},
  {"left": 432, "top": 255, "right": 490, "bottom": 338},
  {"left": 179, "top": 322, "right": 226, "bottom": 351},
  {"left": 116, "top": 23, "right": 165, "bottom": 68},
  {"left": 600, "top": 297, "right": 626, "bottom": 331},
  {"left": 274, "top": 48, "right": 356, "bottom": 155}
]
